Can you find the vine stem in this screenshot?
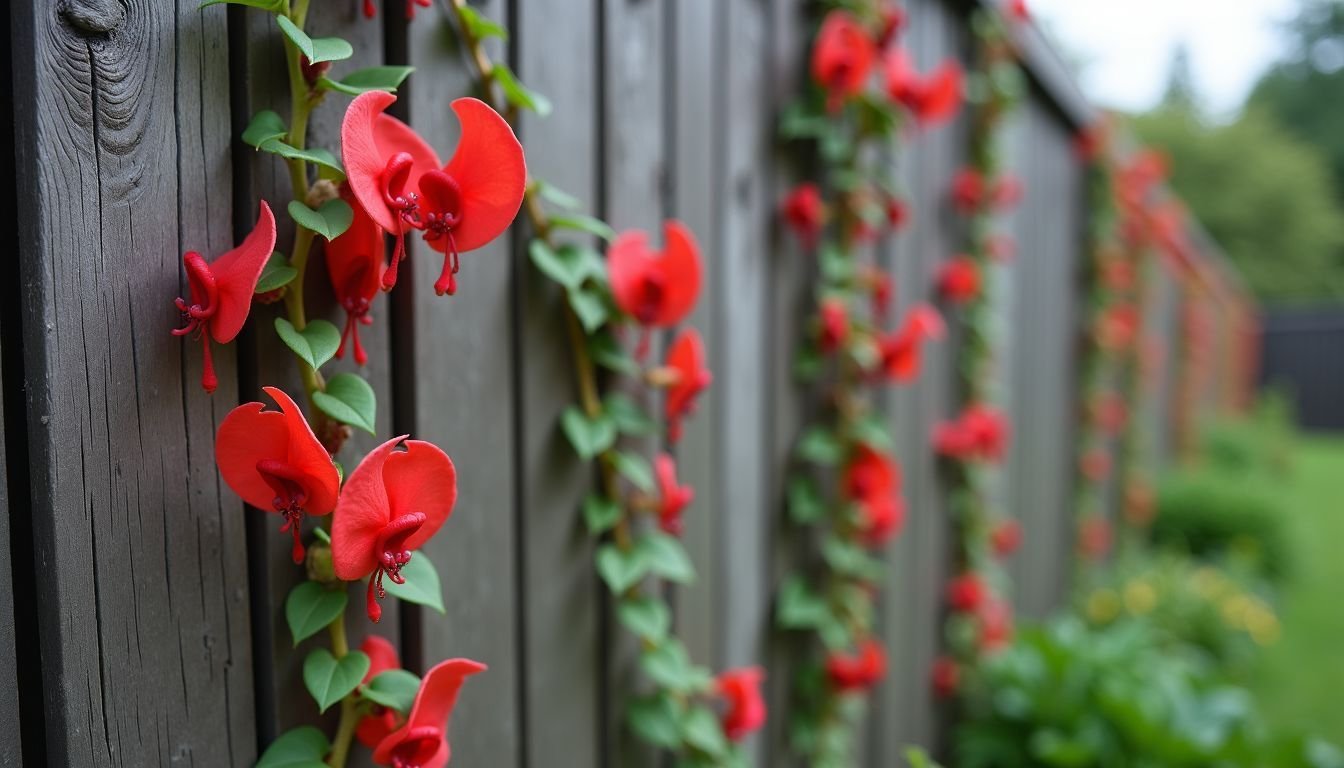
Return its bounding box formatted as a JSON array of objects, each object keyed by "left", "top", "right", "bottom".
[
  {"left": 449, "top": 0, "right": 632, "bottom": 551},
  {"left": 325, "top": 613, "right": 358, "bottom": 768}
]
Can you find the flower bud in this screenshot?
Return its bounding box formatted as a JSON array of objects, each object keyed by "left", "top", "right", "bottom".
[{"left": 305, "top": 540, "right": 338, "bottom": 585}]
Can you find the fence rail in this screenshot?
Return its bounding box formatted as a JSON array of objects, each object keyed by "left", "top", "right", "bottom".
[{"left": 3, "top": 0, "right": 1253, "bottom": 765}]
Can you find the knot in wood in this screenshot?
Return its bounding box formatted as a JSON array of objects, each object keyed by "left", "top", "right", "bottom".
[{"left": 59, "top": 0, "right": 125, "bottom": 35}]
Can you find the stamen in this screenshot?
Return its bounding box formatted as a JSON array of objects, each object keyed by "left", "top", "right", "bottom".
[
  {"left": 433, "top": 233, "right": 460, "bottom": 296},
  {"left": 200, "top": 334, "right": 218, "bottom": 394},
  {"left": 382, "top": 232, "right": 407, "bottom": 291},
  {"left": 364, "top": 512, "right": 427, "bottom": 622},
  {"left": 256, "top": 459, "right": 312, "bottom": 564}
]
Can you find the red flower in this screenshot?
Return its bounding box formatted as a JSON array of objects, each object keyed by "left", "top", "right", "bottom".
[
  {"left": 664, "top": 328, "right": 712, "bottom": 444},
  {"left": 992, "top": 175, "right": 1024, "bottom": 209},
  {"left": 991, "top": 518, "right": 1022, "bottom": 557},
  {"left": 173, "top": 202, "right": 277, "bottom": 393},
  {"left": 654, "top": 454, "right": 694, "bottom": 536},
  {"left": 609, "top": 221, "right": 703, "bottom": 349},
  {"left": 827, "top": 639, "right": 887, "bottom": 691},
  {"left": 884, "top": 50, "right": 963, "bottom": 125},
  {"left": 327, "top": 182, "right": 386, "bottom": 366},
  {"left": 950, "top": 168, "right": 984, "bottom": 213},
  {"left": 877, "top": 2, "right": 906, "bottom": 47},
  {"left": 1008, "top": 0, "right": 1030, "bottom": 23},
  {"left": 1092, "top": 392, "right": 1128, "bottom": 435},
  {"left": 978, "top": 598, "right": 1014, "bottom": 651},
  {"left": 332, "top": 435, "right": 457, "bottom": 623},
  {"left": 1101, "top": 257, "right": 1135, "bottom": 292},
  {"left": 1080, "top": 449, "right": 1112, "bottom": 482},
  {"left": 842, "top": 446, "right": 907, "bottom": 546},
  {"left": 361, "top": 0, "right": 431, "bottom": 20},
  {"left": 963, "top": 405, "right": 1010, "bottom": 462},
  {"left": 886, "top": 196, "right": 909, "bottom": 231},
  {"left": 860, "top": 496, "right": 905, "bottom": 547},
  {"left": 812, "top": 11, "right": 877, "bottom": 110},
  {"left": 782, "top": 183, "right": 825, "bottom": 248},
  {"left": 986, "top": 234, "right": 1016, "bottom": 264},
  {"left": 1097, "top": 303, "right": 1139, "bottom": 351},
  {"left": 937, "top": 256, "right": 980, "bottom": 304},
  {"left": 818, "top": 298, "right": 850, "bottom": 354},
  {"left": 878, "top": 304, "right": 944, "bottom": 383},
  {"left": 372, "top": 658, "right": 486, "bottom": 768},
  {"left": 216, "top": 386, "right": 339, "bottom": 564},
  {"left": 716, "top": 667, "right": 767, "bottom": 741},
  {"left": 931, "top": 656, "right": 959, "bottom": 698},
  {"left": 946, "top": 573, "right": 986, "bottom": 613},
  {"left": 357, "top": 636, "right": 403, "bottom": 749},
  {"left": 866, "top": 267, "right": 894, "bottom": 321},
  {"left": 1078, "top": 516, "right": 1113, "bottom": 560},
  {"left": 342, "top": 92, "right": 526, "bottom": 296}
]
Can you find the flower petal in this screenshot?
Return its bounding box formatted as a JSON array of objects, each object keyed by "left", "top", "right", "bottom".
[
  {"left": 332, "top": 435, "right": 403, "bottom": 580},
  {"left": 607, "top": 228, "right": 652, "bottom": 320},
  {"left": 209, "top": 201, "right": 277, "bottom": 343},
  {"left": 360, "top": 635, "right": 401, "bottom": 681},
  {"left": 373, "top": 658, "right": 487, "bottom": 767},
  {"left": 342, "top": 91, "right": 441, "bottom": 233},
  {"left": 428, "top": 97, "right": 527, "bottom": 255},
  {"left": 215, "top": 400, "right": 290, "bottom": 511},
  {"left": 265, "top": 386, "right": 340, "bottom": 515},
  {"left": 383, "top": 440, "right": 457, "bottom": 552},
  {"left": 326, "top": 183, "right": 386, "bottom": 303},
  {"left": 652, "top": 220, "right": 702, "bottom": 326}
]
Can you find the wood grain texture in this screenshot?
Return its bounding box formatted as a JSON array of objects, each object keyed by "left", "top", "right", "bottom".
[
  {"left": 513, "top": 0, "right": 603, "bottom": 765},
  {"left": 0, "top": 344, "right": 22, "bottom": 767},
  {"left": 403, "top": 4, "right": 521, "bottom": 764},
  {"left": 11, "top": 0, "right": 254, "bottom": 763}
]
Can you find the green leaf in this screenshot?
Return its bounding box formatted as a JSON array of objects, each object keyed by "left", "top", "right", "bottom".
[
  {"left": 285, "top": 582, "right": 348, "bottom": 646},
  {"left": 303, "top": 648, "right": 370, "bottom": 713},
  {"left": 533, "top": 179, "right": 585, "bottom": 211},
  {"left": 458, "top": 4, "right": 508, "bottom": 40},
  {"left": 255, "top": 726, "right": 330, "bottom": 768},
  {"left": 850, "top": 416, "right": 893, "bottom": 451},
  {"left": 787, "top": 477, "right": 826, "bottom": 525},
  {"left": 529, "top": 241, "right": 604, "bottom": 290},
  {"left": 493, "top": 62, "right": 552, "bottom": 116},
  {"left": 610, "top": 451, "right": 654, "bottom": 493},
  {"left": 603, "top": 393, "right": 657, "bottom": 436},
  {"left": 617, "top": 596, "right": 671, "bottom": 642},
  {"left": 589, "top": 331, "right": 639, "bottom": 374},
  {"left": 550, "top": 213, "right": 616, "bottom": 241},
  {"left": 320, "top": 65, "right": 415, "bottom": 96},
  {"left": 276, "top": 16, "right": 353, "bottom": 64},
  {"left": 560, "top": 406, "right": 617, "bottom": 461},
  {"left": 200, "top": 0, "right": 285, "bottom": 10},
  {"left": 820, "top": 535, "right": 884, "bottom": 581},
  {"left": 313, "top": 373, "right": 377, "bottom": 435},
  {"left": 243, "top": 110, "right": 288, "bottom": 148},
  {"left": 641, "top": 640, "right": 693, "bottom": 690},
  {"left": 361, "top": 669, "right": 421, "bottom": 716},
  {"left": 794, "top": 345, "right": 824, "bottom": 382},
  {"left": 905, "top": 747, "right": 944, "bottom": 768},
  {"left": 797, "top": 427, "right": 844, "bottom": 465},
  {"left": 274, "top": 318, "right": 342, "bottom": 371},
  {"left": 567, "top": 285, "right": 609, "bottom": 333},
  {"left": 288, "top": 198, "right": 354, "bottom": 241},
  {"left": 628, "top": 694, "right": 683, "bottom": 749},
  {"left": 681, "top": 705, "right": 730, "bottom": 757},
  {"left": 256, "top": 252, "right": 298, "bottom": 293},
  {"left": 582, "top": 494, "right": 623, "bottom": 535},
  {"left": 382, "top": 552, "right": 445, "bottom": 613},
  {"left": 258, "top": 139, "right": 345, "bottom": 178},
  {"left": 595, "top": 543, "right": 648, "bottom": 594},
  {"left": 635, "top": 532, "right": 695, "bottom": 584},
  {"left": 776, "top": 575, "right": 829, "bottom": 630}
]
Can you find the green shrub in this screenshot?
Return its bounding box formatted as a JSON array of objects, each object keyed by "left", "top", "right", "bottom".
[{"left": 1151, "top": 470, "right": 1286, "bottom": 579}]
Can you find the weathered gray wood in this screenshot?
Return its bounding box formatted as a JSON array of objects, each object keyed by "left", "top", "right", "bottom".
[
  {"left": 718, "top": 0, "right": 773, "bottom": 763},
  {"left": 11, "top": 0, "right": 255, "bottom": 763},
  {"left": 402, "top": 4, "right": 522, "bottom": 765},
  {"left": 513, "top": 0, "right": 603, "bottom": 764},
  {"left": 0, "top": 343, "right": 22, "bottom": 766}
]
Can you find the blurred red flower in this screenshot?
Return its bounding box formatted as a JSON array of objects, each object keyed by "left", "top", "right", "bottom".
[
  {"left": 664, "top": 328, "right": 712, "bottom": 444},
  {"left": 356, "top": 636, "right": 403, "bottom": 748},
  {"left": 609, "top": 220, "right": 703, "bottom": 330},
  {"left": 885, "top": 50, "right": 964, "bottom": 125},
  {"left": 717, "top": 667, "right": 767, "bottom": 741},
  {"left": 937, "top": 256, "right": 981, "bottom": 305},
  {"left": 812, "top": 11, "right": 877, "bottom": 110},
  {"left": 373, "top": 658, "right": 486, "bottom": 768},
  {"left": 991, "top": 518, "right": 1022, "bottom": 557},
  {"left": 327, "top": 182, "right": 386, "bottom": 366},
  {"left": 931, "top": 656, "right": 959, "bottom": 698},
  {"left": 946, "top": 572, "right": 986, "bottom": 613},
  {"left": 818, "top": 298, "right": 850, "bottom": 354},
  {"left": 827, "top": 639, "right": 888, "bottom": 691},
  {"left": 782, "top": 183, "right": 825, "bottom": 248},
  {"left": 655, "top": 453, "right": 694, "bottom": 536}
]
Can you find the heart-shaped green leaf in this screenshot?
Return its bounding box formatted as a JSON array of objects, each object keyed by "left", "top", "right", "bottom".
[
  {"left": 787, "top": 476, "right": 825, "bottom": 525},
  {"left": 492, "top": 62, "right": 552, "bottom": 116},
  {"left": 796, "top": 427, "right": 843, "bottom": 465},
  {"left": 360, "top": 669, "right": 420, "bottom": 716},
  {"left": 274, "top": 318, "right": 342, "bottom": 371},
  {"left": 567, "top": 285, "right": 609, "bottom": 333},
  {"left": 458, "top": 4, "right": 508, "bottom": 40},
  {"left": 256, "top": 252, "right": 298, "bottom": 294},
  {"left": 582, "top": 494, "right": 622, "bottom": 535},
  {"left": 285, "top": 581, "right": 348, "bottom": 647},
  {"left": 776, "top": 575, "right": 829, "bottom": 630},
  {"left": 258, "top": 140, "right": 345, "bottom": 178},
  {"left": 589, "top": 331, "right": 639, "bottom": 375},
  {"left": 276, "top": 16, "right": 353, "bottom": 64},
  {"left": 382, "top": 551, "right": 445, "bottom": 613},
  {"left": 681, "top": 705, "right": 729, "bottom": 757},
  {"left": 321, "top": 65, "right": 415, "bottom": 96},
  {"left": 532, "top": 179, "right": 584, "bottom": 211},
  {"left": 255, "top": 726, "right": 330, "bottom": 768},
  {"left": 640, "top": 639, "right": 693, "bottom": 690},
  {"left": 610, "top": 451, "right": 654, "bottom": 493},
  {"left": 550, "top": 213, "right": 616, "bottom": 241},
  {"left": 242, "top": 110, "right": 288, "bottom": 148},
  {"left": 560, "top": 407, "right": 617, "bottom": 461},
  {"left": 529, "top": 241, "right": 604, "bottom": 290},
  {"left": 595, "top": 543, "right": 648, "bottom": 594},
  {"left": 288, "top": 198, "right": 353, "bottom": 241},
  {"left": 635, "top": 532, "right": 695, "bottom": 584},
  {"left": 603, "top": 393, "right": 657, "bottom": 436},
  {"left": 617, "top": 596, "right": 670, "bottom": 642},
  {"left": 627, "top": 694, "right": 683, "bottom": 749},
  {"left": 303, "top": 648, "right": 370, "bottom": 713},
  {"left": 313, "top": 373, "right": 377, "bottom": 435}
]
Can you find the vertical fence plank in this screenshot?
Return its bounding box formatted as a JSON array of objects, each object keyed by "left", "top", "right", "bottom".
[
  {"left": 403, "top": 4, "right": 521, "bottom": 764},
  {"left": 0, "top": 338, "right": 21, "bottom": 765},
  {"left": 11, "top": 1, "right": 255, "bottom": 763},
  {"left": 514, "top": 0, "right": 603, "bottom": 764}
]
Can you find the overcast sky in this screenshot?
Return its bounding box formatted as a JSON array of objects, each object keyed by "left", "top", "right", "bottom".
[{"left": 1027, "top": 0, "right": 1301, "bottom": 114}]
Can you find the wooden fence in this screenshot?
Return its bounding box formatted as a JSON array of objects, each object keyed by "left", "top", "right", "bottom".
[{"left": 1, "top": 0, "right": 1254, "bottom": 765}]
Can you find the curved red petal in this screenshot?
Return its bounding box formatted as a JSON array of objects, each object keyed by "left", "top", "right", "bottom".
[
  {"left": 265, "top": 386, "right": 340, "bottom": 515},
  {"left": 606, "top": 229, "right": 652, "bottom": 319},
  {"left": 209, "top": 201, "right": 277, "bottom": 343},
  {"left": 373, "top": 659, "right": 486, "bottom": 767},
  {"left": 332, "top": 435, "right": 404, "bottom": 580},
  {"left": 215, "top": 400, "right": 290, "bottom": 511},
  {"left": 360, "top": 635, "right": 401, "bottom": 680},
  {"left": 327, "top": 183, "right": 386, "bottom": 304},
  {"left": 355, "top": 710, "right": 399, "bottom": 750},
  {"left": 652, "top": 220, "right": 702, "bottom": 326},
  {"left": 432, "top": 97, "right": 526, "bottom": 254},
  {"left": 342, "top": 92, "right": 441, "bottom": 234},
  {"left": 383, "top": 440, "right": 457, "bottom": 552}
]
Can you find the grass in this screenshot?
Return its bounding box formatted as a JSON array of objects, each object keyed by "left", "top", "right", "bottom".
[{"left": 1248, "top": 435, "right": 1344, "bottom": 745}]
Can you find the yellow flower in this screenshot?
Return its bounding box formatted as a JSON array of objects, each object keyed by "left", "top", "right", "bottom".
[{"left": 1124, "top": 581, "right": 1157, "bottom": 615}]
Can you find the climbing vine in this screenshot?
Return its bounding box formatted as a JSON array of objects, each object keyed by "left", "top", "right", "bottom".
[
  {"left": 931, "top": 5, "right": 1027, "bottom": 701},
  {"left": 773, "top": 2, "right": 957, "bottom": 764}
]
